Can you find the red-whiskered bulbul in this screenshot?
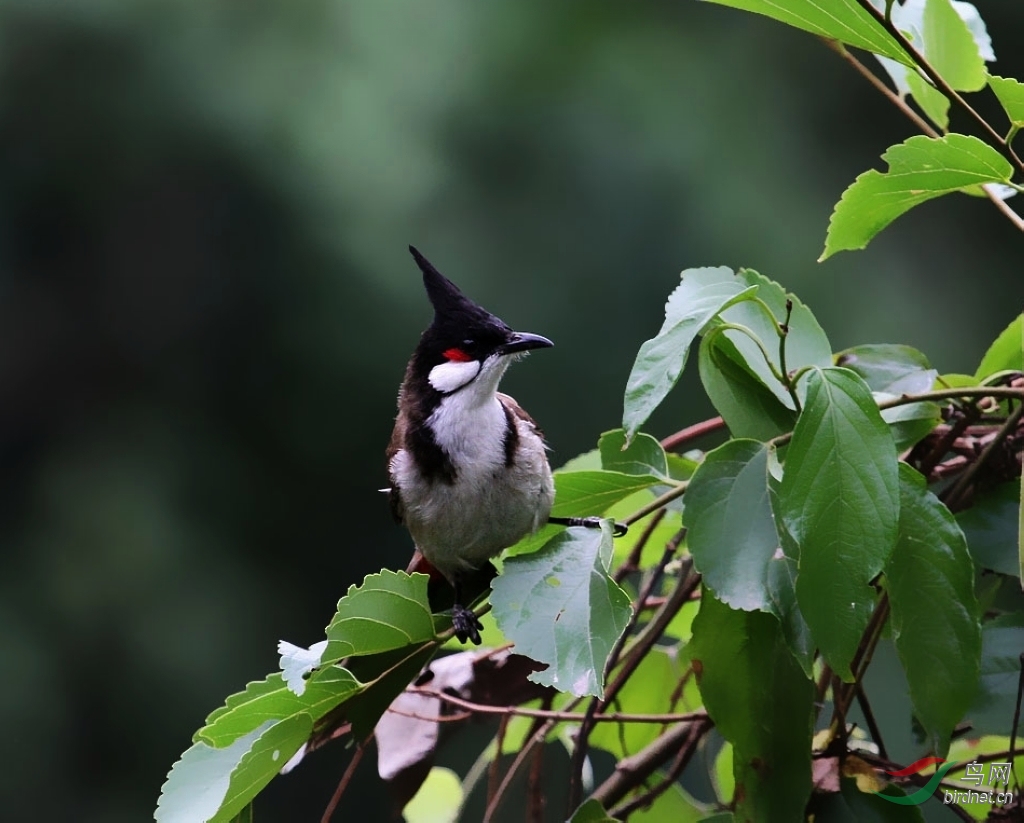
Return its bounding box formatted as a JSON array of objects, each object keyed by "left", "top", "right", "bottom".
[{"left": 387, "top": 247, "right": 557, "bottom": 644}]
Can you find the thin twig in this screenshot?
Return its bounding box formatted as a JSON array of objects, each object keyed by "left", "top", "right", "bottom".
[
  {"left": 591, "top": 714, "right": 712, "bottom": 810},
  {"left": 943, "top": 400, "right": 1024, "bottom": 509},
  {"left": 659, "top": 417, "right": 726, "bottom": 452},
  {"left": 623, "top": 482, "right": 689, "bottom": 527},
  {"left": 822, "top": 39, "right": 939, "bottom": 137},
  {"left": 569, "top": 536, "right": 686, "bottom": 810},
  {"left": 483, "top": 699, "right": 583, "bottom": 823},
  {"left": 614, "top": 508, "right": 666, "bottom": 583},
  {"left": 321, "top": 742, "right": 367, "bottom": 823},
  {"left": 852, "top": 0, "right": 1019, "bottom": 169},
  {"left": 401, "top": 688, "right": 707, "bottom": 725}
]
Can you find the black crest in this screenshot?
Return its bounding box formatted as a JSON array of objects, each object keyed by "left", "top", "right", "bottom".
[{"left": 408, "top": 246, "right": 510, "bottom": 341}]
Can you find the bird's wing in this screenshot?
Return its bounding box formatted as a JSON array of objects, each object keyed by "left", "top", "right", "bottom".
[
  {"left": 497, "top": 392, "right": 546, "bottom": 440},
  {"left": 385, "top": 417, "right": 406, "bottom": 524}
]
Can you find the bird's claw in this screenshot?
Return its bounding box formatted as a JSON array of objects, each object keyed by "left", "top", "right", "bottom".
[
  {"left": 548, "top": 516, "right": 629, "bottom": 537},
  {"left": 452, "top": 604, "right": 483, "bottom": 645}
]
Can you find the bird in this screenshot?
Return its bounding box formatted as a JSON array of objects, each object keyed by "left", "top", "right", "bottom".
[{"left": 387, "top": 246, "right": 556, "bottom": 644}]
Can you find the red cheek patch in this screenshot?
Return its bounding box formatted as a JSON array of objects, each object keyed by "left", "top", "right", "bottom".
[{"left": 443, "top": 347, "right": 473, "bottom": 362}]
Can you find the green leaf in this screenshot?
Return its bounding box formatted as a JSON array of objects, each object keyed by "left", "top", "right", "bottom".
[
  {"left": 599, "top": 429, "right": 668, "bottom": 478},
  {"left": 322, "top": 570, "right": 436, "bottom": 664},
  {"left": 815, "top": 777, "right": 925, "bottom": 821},
  {"left": 713, "top": 269, "right": 832, "bottom": 410},
  {"left": 491, "top": 523, "right": 631, "bottom": 697},
  {"left": 778, "top": 367, "right": 899, "bottom": 679},
  {"left": 698, "top": 334, "right": 796, "bottom": 441},
  {"left": 989, "top": 75, "right": 1024, "bottom": 128},
  {"left": 229, "top": 803, "right": 254, "bottom": 823},
  {"left": 906, "top": 71, "right": 950, "bottom": 131},
  {"left": 975, "top": 313, "right": 1023, "bottom": 379},
  {"left": 623, "top": 266, "right": 756, "bottom": 441},
  {"left": 703, "top": 0, "right": 913, "bottom": 66},
  {"left": 967, "top": 613, "right": 1024, "bottom": 736},
  {"left": 159, "top": 668, "right": 359, "bottom": 823},
  {"left": 822, "top": 135, "right": 1015, "bottom": 260},
  {"left": 198, "top": 669, "right": 361, "bottom": 747},
  {"left": 835, "top": 344, "right": 937, "bottom": 395},
  {"left": 957, "top": 481, "right": 1022, "bottom": 577},
  {"left": 836, "top": 343, "right": 940, "bottom": 450},
  {"left": 885, "top": 464, "right": 981, "bottom": 753},
  {"left": 157, "top": 718, "right": 311, "bottom": 823},
  {"left": 403, "top": 767, "right": 464, "bottom": 823},
  {"left": 685, "top": 440, "right": 781, "bottom": 613},
  {"left": 569, "top": 798, "right": 619, "bottom": 823},
  {"left": 878, "top": 399, "right": 942, "bottom": 452},
  {"left": 550, "top": 470, "right": 664, "bottom": 518},
  {"left": 689, "top": 592, "right": 814, "bottom": 820},
  {"left": 922, "top": 0, "right": 987, "bottom": 92}
]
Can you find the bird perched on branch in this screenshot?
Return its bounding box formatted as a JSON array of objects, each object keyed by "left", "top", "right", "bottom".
[{"left": 386, "top": 247, "right": 555, "bottom": 644}]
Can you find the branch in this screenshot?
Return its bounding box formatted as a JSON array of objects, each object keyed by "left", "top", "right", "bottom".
[
  {"left": 590, "top": 714, "right": 712, "bottom": 810},
  {"left": 401, "top": 688, "right": 706, "bottom": 725},
  {"left": 852, "top": 0, "right": 1022, "bottom": 173}
]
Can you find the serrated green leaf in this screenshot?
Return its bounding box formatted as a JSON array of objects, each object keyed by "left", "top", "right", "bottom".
[
  {"left": 689, "top": 592, "right": 814, "bottom": 820},
  {"left": 491, "top": 524, "right": 631, "bottom": 697},
  {"left": 323, "top": 570, "right": 436, "bottom": 663},
  {"left": 623, "top": 267, "right": 756, "bottom": 441},
  {"left": 821, "top": 134, "right": 1015, "bottom": 259},
  {"left": 685, "top": 440, "right": 781, "bottom": 613},
  {"left": 990, "top": 75, "right": 1024, "bottom": 128},
  {"left": 550, "top": 470, "right": 663, "bottom": 518},
  {"left": 198, "top": 668, "right": 361, "bottom": 747},
  {"left": 157, "top": 717, "right": 310, "bottom": 823},
  {"left": 958, "top": 481, "right": 1021, "bottom": 577},
  {"left": 342, "top": 643, "right": 438, "bottom": 739},
  {"left": 836, "top": 344, "right": 937, "bottom": 395},
  {"left": 778, "top": 367, "right": 899, "bottom": 679},
  {"left": 698, "top": 334, "right": 796, "bottom": 441},
  {"left": 966, "top": 613, "right": 1024, "bottom": 736},
  {"left": 923, "top": 0, "right": 987, "bottom": 91},
  {"left": 599, "top": 429, "right": 668, "bottom": 478},
  {"left": 703, "top": 0, "right": 913, "bottom": 66},
  {"left": 885, "top": 464, "right": 981, "bottom": 753},
  {"left": 975, "top": 313, "right": 1023, "bottom": 379},
  {"left": 906, "top": 70, "right": 950, "bottom": 131},
  {"left": 713, "top": 269, "right": 832, "bottom": 410}
]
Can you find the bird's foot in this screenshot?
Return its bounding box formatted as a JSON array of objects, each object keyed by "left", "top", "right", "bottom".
[
  {"left": 452, "top": 603, "right": 483, "bottom": 645},
  {"left": 548, "top": 516, "right": 628, "bottom": 537}
]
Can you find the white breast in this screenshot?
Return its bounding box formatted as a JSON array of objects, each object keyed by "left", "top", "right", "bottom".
[{"left": 390, "top": 394, "right": 554, "bottom": 579}]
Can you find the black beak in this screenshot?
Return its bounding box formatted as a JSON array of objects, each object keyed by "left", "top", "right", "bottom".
[{"left": 498, "top": 331, "right": 554, "bottom": 356}]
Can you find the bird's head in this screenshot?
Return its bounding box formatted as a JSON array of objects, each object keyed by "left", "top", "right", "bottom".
[{"left": 407, "top": 246, "right": 553, "bottom": 398}]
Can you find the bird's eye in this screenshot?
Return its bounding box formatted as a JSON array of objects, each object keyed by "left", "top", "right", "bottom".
[{"left": 462, "top": 339, "right": 474, "bottom": 348}]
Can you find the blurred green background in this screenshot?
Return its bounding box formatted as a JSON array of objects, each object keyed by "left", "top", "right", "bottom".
[{"left": 0, "top": 1, "right": 1020, "bottom": 820}]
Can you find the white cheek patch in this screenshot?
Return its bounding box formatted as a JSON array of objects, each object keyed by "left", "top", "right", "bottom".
[{"left": 428, "top": 359, "right": 481, "bottom": 394}]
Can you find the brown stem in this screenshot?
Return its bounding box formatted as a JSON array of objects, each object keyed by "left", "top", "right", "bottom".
[
  {"left": 941, "top": 401, "right": 1024, "bottom": 512},
  {"left": 321, "top": 741, "right": 367, "bottom": 823},
  {"left": 591, "top": 714, "right": 712, "bottom": 810},
  {"left": 852, "top": 0, "right": 1020, "bottom": 171},
  {"left": 660, "top": 417, "right": 726, "bottom": 451},
  {"left": 568, "top": 534, "right": 686, "bottom": 810}
]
